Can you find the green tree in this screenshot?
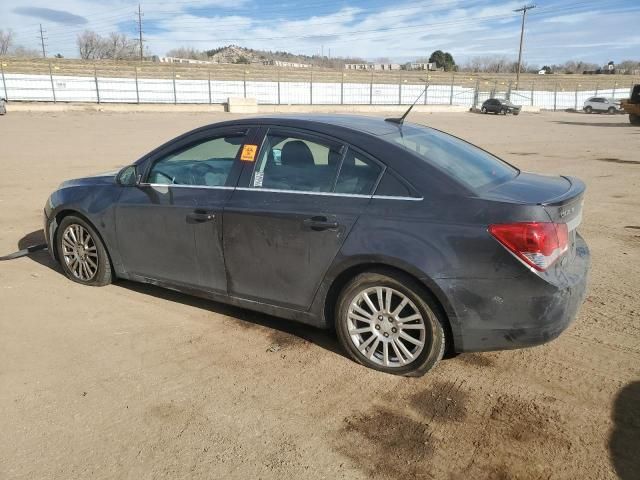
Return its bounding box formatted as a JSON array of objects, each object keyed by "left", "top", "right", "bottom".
[{"left": 429, "top": 50, "right": 456, "bottom": 71}]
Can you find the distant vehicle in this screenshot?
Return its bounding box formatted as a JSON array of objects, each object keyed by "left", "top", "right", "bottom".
[
  {"left": 480, "top": 98, "right": 521, "bottom": 115},
  {"left": 0, "top": 98, "right": 6, "bottom": 116},
  {"left": 619, "top": 85, "right": 640, "bottom": 125},
  {"left": 43, "top": 115, "right": 589, "bottom": 376},
  {"left": 583, "top": 97, "right": 622, "bottom": 114}
]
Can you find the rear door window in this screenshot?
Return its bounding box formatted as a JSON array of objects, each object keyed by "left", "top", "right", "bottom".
[
  {"left": 335, "top": 149, "right": 383, "bottom": 195},
  {"left": 251, "top": 131, "right": 343, "bottom": 192}
]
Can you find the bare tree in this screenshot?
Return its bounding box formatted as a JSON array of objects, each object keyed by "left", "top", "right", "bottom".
[
  {"left": 77, "top": 30, "right": 105, "bottom": 60},
  {"left": 77, "top": 30, "right": 138, "bottom": 60},
  {"left": 0, "top": 29, "right": 13, "bottom": 56},
  {"left": 103, "top": 33, "right": 138, "bottom": 60}
]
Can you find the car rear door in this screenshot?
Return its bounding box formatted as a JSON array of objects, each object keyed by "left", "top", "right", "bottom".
[
  {"left": 222, "top": 127, "right": 384, "bottom": 310},
  {"left": 115, "top": 126, "right": 256, "bottom": 292}
]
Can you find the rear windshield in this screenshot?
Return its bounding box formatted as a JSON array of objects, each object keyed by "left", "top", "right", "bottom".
[{"left": 385, "top": 125, "right": 518, "bottom": 190}]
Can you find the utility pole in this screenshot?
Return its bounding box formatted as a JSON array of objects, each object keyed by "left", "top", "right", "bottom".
[
  {"left": 137, "top": 4, "right": 144, "bottom": 61},
  {"left": 38, "top": 24, "right": 47, "bottom": 58},
  {"left": 514, "top": 3, "right": 535, "bottom": 89}
]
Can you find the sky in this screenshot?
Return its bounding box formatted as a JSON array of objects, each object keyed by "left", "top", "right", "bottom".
[{"left": 2, "top": 0, "right": 639, "bottom": 66}]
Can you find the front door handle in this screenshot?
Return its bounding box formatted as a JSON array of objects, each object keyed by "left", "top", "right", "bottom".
[
  {"left": 186, "top": 210, "right": 216, "bottom": 224},
  {"left": 303, "top": 216, "right": 339, "bottom": 231}
]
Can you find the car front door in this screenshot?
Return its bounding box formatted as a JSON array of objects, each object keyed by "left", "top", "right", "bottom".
[
  {"left": 223, "top": 127, "right": 384, "bottom": 310},
  {"left": 115, "top": 127, "right": 255, "bottom": 292}
]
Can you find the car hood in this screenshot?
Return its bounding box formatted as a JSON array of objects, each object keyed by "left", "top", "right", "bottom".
[{"left": 58, "top": 169, "right": 119, "bottom": 189}]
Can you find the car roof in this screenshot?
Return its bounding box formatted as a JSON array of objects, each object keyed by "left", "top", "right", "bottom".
[{"left": 211, "top": 114, "right": 404, "bottom": 136}]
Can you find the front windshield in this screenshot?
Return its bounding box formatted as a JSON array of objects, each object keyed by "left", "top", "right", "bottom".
[{"left": 386, "top": 125, "right": 518, "bottom": 190}]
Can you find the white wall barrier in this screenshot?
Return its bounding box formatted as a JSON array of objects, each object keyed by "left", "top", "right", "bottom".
[{"left": 1, "top": 72, "right": 635, "bottom": 109}]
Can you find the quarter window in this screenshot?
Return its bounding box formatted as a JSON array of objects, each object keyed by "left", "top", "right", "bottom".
[{"left": 148, "top": 134, "right": 244, "bottom": 186}]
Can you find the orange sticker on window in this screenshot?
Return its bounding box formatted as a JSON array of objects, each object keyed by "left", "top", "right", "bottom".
[{"left": 240, "top": 144, "right": 258, "bottom": 162}]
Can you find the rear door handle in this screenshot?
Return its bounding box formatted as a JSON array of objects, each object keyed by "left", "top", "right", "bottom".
[
  {"left": 303, "top": 216, "right": 339, "bottom": 231},
  {"left": 186, "top": 210, "right": 216, "bottom": 223}
]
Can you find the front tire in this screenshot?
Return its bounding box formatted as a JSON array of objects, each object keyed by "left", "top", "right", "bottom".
[
  {"left": 481, "top": 106, "right": 487, "bottom": 113},
  {"left": 56, "top": 215, "right": 112, "bottom": 286},
  {"left": 584, "top": 106, "right": 593, "bottom": 114},
  {"left": 630, "top": 113, "right": 640, "bottom": 125},
  {"left": 608, "top": 106, "right": 616, "bottom": 114},
  {"left": 335, "top": 271, "right": 446, "bottom": 376}
]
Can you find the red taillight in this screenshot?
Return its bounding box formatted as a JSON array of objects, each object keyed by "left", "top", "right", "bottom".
[{"left": 489, "top": 222, "right": 569, "bottom": 271}]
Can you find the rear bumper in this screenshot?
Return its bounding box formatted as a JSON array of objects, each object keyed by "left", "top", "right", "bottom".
[{"left": 441, "top": 234, "right": 590, "bottom": 353}]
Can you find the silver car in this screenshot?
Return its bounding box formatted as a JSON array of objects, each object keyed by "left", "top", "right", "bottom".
[{"left": 583, "top": 97, "right": 621, "bottom": 114}]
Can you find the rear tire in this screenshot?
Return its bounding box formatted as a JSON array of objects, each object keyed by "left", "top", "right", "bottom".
[
  {"left": 335, "top": 270, "right": 446, "bottom": 376},
  {"left": 55, "top": 215, "right": 112, "bottom": 286},
  {"left": 584, "top": 106, "right": 593, "bottom": 114}
]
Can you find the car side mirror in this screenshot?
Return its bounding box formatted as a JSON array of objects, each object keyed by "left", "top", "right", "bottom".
[{"left": 116, "top": 165, "right": 139, "bottom": 186}]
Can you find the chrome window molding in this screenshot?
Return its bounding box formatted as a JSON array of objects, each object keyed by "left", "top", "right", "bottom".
[
  {"left": 141, "top": 183, "right": 235, "bottom": 190},
  {"left": 372, "top": 195, "right": 423, "bottom": 201},
  {"left": 235, "top": 187, "right": 372, "bottom": 199},
  {"left": 139, "top": 183, "right": 422, "bottom": 200}
]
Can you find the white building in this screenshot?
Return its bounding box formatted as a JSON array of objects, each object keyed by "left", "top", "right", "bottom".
[
  {"left": 262, "top": 60, "right": 311, "bottom": 68},
  {"left": 344, "top": 63, "right": 401, "bottom": 71},
  {"left": 153, "top": 56, "right": 212, "bottom": 65},
  {"left": 407, "top": 62, "right": 436, "bottom": 71}
]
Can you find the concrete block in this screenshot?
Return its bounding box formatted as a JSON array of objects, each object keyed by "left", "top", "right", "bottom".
[{"left": 227, "top": 97, "right": 258, "bottom": 113}]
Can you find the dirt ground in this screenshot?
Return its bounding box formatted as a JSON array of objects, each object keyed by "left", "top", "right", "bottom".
[{"left": 0, "top": 109, "right": 638, "bottom": 480}]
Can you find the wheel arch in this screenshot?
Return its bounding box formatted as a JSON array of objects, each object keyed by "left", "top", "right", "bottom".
[{"left": 321, "top": 260, "right": 457, "bottom": 353}]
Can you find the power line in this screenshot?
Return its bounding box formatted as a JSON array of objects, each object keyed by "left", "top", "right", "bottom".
[{"left": 514, "top": 3, "right": 536, "bottom": 88}]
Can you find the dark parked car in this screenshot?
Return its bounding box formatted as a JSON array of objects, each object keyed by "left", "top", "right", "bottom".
[
  {"left": 481, "top": 98, "right": 521, "bottom": 115},
  {"left": 44, "top": 115, "right": 589, "bottom": 376}
]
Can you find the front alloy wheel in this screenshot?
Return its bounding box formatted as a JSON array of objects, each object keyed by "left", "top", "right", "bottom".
[
  {"left": 61, "top": 224, "right": 99, "bottom": 281},
  {"left": 336, "top": 271, "right": 446, "bottom": 376},
  {"left": 56, "top": 215, "right": 112, "bottom": 286}
]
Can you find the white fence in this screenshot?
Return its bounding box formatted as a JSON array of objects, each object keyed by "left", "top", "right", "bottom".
[{"left": 1, "top": 72, "right": 635, "bottom": 110}]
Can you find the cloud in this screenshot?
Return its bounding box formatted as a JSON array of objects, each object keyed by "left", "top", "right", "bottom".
[{"left": 13, "top": 7, "right": 88, "bottom": 26}]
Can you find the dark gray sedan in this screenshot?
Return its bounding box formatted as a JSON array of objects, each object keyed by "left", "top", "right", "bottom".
[{"left": 44, "top": 115, "right": 589, "bottom": 376}]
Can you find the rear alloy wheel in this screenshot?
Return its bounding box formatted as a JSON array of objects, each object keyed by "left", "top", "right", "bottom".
[
  {"left": 336, "top": 271, "right": 446, "bottom": 376},
  {"left": 584, "top": 106, "right": 593, "bottom": 114},
  {"left": 56, "top": 215, "right": 112, "bottom": 286}
]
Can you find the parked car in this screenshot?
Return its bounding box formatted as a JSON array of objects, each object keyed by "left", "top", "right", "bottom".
[
  {"left": 44, "top": 115, "right": 589, "bottom": 376},
  {"left": 583, "top": 97, "right": 621, "bottom": 114},
  {"left": 481, "top": 98, "right": 521, "bottom": 115}
]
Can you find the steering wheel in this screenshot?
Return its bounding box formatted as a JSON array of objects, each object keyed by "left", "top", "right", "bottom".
[{"left": 190, "top": 161, "right": 227, "bottom": 184}]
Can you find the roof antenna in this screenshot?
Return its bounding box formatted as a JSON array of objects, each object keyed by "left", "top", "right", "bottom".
[{"left": 385, "top": 82, "right": 428, "bottom": 125}]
